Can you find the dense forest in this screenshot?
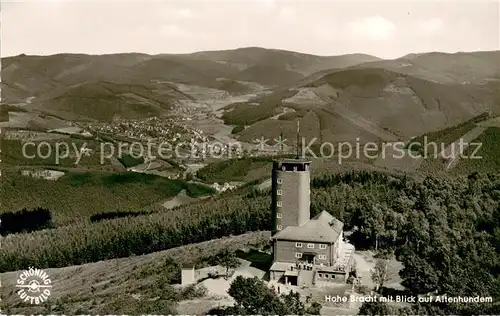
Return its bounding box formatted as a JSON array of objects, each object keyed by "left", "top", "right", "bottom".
[{"left": 1, "top": 170, "right": 499, "bottom": 314}]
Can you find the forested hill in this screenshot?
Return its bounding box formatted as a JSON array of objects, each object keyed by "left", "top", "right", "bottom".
[{"left": 1, "top": 170, "right": 500, "bottom": 314}]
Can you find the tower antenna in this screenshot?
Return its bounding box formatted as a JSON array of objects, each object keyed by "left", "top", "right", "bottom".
[
  {"left": 279, "top": 125, "right": 284, "bottom": 155},
  {"left": 296, "top": 120, "right": 300, "bottom": 159}
]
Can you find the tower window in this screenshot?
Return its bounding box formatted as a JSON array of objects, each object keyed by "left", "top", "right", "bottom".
[
  {"left": 307, "top": 243, "right": 314, "bottom": 248},
  {"left": 277, "top": 178, "right": 283, "bottom": 184},
  {"left": 277, "top": 213, "right": 282, "bottom": 218},
  {"left": 319, "top": 254, "right": 327, "bottom": 260},
  {"left": 277, "top": 201, "right": 282, "bottom": 207},
  {"left": 277, "top": 189, "right": 282, "bottom": 195},
  {"left": 320, "top": 244, "right": 327, "bottom": 249},
  {"left": 277, "top": 225, "right": 283, "bottom": 230},
  {"left": 295, "top": 242, "right": 302, "bottom": 248},
  {"left": 295, "top": 253, "right": 302, "bottom": 258}
]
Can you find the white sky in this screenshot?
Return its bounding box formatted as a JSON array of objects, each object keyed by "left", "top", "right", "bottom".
[{"left": 1, "top": 0, "right": 499, "bottom": 59}]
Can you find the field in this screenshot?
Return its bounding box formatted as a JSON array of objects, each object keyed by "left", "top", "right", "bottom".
[
  {"left": 0, "top": 169, "right": 215, "bottom": 225},
  {"left": 196, "top": 156, "right": 274, "bottom": 183}
]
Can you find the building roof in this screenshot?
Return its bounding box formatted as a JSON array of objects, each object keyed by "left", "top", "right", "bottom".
[
  {"left": 270, "top": 261, "right": 293, "bottom": 272},
  {"left": 181, "top": 263, "right": 195, "bottom": 269},
  {"left": 274, "top": 158, "right": 312, "bottom": 164},
  {"left": 284, "top": 269, "right": 299, "bottom": 276},
  {"left": 312, "top": 211, "right": 344, "bottom": 233},
  {"left": 271, "top": 210, "right": 344, "bottom": 243}
]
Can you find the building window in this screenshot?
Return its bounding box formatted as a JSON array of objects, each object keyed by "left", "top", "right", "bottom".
[
  {"left": 277, "top": 213, "right": 282, "bottom": 218},
  {"left": 295, "top": 242, "right": 302, "bottom": 248},
  {"left": 318, "top": 273, "right": 323, "bottom": 278},
  {"left": 277, "top": 178, "right": 283, "bottom": 184},
  {"left": 319, "top": 254, "right": 326, "bottom": 260},
  {"left": 295, "top": 253, "right": 302, "bottom": 258},
  {"left": 277, "top": 201, "right": 282, "bottom": 207},
  {"left": 277, "top": 189, "right": 282, "bottom": 195},
  {"left": 277, "top": 225, "right": 283, "bottom": 230},
  {"left": 325, "top": 274, "right": 329, "bottom": 279},
  {"left": 319, "top": 244, "right": 327, "bottom": 249},
  {"left": 307, "top": 243, "right": 314, "bottom": 249}
]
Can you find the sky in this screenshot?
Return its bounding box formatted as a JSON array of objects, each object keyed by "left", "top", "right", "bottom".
[{"left": 1, "top": 0, "right": 499, "bottom": 59}]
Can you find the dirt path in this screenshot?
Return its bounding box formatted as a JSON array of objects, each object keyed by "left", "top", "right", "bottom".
[
  {"left": 162, "top": 189, "right": 197, "bottom": 209},
  {"left": 352, "top": 252, "right": 375, "bottom": 288}
]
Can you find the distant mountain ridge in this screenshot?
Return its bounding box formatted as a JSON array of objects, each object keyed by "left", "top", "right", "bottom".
[
  {"left": 1, "top": 47, "right": 383, "bottom": 100},
  {"left": 354, "top": 50, "right": 500, "bottom": 84},
  {"left": 1, "top": 47, "right": 499, "bottom": 126}
]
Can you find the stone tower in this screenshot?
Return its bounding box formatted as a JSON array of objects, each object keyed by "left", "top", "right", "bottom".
[{"left": 271, "top": 159, "right": 311, "bottom": 234}]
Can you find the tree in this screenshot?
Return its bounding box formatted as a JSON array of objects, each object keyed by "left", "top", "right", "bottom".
[
  {"left": 358, "top": 301, "right": 411, "bottom": 315},
  {"left": 358, "top": 301, "right": 393, "bottom": 315},
  {"left": 370, "top": 259, "right": 389, "bottom": 292},
  {"left": 216, "top": 249, "right": 240, "bottom": 279},
  {"left": 306, "top": 301, "right": 322, "bottom": 315},
  {"left": 209, "top": 276, "right": 321, "bottom": 315},
  {"left": 359, "top": 203, "right": 385, "bottom": 250}
]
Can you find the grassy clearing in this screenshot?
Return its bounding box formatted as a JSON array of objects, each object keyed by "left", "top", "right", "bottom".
[
  {"left": 196, "top": 157, "right": 274, "bottom": 183},
  {"left": 0, "top": 169, "right": 215, "bottom": 225}
]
